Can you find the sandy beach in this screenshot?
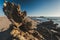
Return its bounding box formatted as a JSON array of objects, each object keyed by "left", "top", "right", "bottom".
[{"left": 0, "top": 17, "right": 11, "bottom": 32}]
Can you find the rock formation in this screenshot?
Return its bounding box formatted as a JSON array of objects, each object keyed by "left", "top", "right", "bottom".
[
  {"left": 3, "top": 1, "right": 44, "bottom": 40},
  {"left": 2, "top": 1, "right": 60, "bottom": 40}
]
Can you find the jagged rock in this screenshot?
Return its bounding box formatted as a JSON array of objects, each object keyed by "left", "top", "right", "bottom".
[
  {"left": 3, "top": 1, "right": 44, "bottom": 40},
  {"left": 37, "top": 21, "right": 60, "bottom": 40},
  {"left": 2, "top": 1, "right": 60, "bottom": 40}
]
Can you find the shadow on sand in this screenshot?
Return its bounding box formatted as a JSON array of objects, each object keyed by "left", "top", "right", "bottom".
[{"left": 0, "top": 24, "right": 13, "bottom": 40}]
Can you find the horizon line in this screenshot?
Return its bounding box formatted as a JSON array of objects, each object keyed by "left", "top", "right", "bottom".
[{"left": 0, "top": 15, "right": 60, "bottom": 17}]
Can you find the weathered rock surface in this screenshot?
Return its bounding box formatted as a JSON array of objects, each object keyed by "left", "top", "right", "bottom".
[
  {"left": 0, "top": 1, "right": 60, "bottom": 40},
  {"left": 0, "top": 17, "right": 60, "bottom": 40}
]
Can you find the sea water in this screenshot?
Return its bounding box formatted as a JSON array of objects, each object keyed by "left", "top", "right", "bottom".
[
  {"left": 31, "top": 17, "right": 60, "bottom": 27},
  {"left": 46, "top": 17, "right": 60, "bottom": 27}
]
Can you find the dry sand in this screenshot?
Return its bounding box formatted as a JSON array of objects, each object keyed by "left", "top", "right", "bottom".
[
  {"left": 0, "top": 16, "right": 11, "bottom": 32},
  {"left": 0, "top": 16, "right": 12, "bottom": 40}
]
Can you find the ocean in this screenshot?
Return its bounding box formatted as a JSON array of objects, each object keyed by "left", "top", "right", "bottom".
[
  {"left": 31, "top": 17, "right": 60, "bottom": 27},
  {"left": 46, "top": 17, "right": 60, "bottom": 27}
]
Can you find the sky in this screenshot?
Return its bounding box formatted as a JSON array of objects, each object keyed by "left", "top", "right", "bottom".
[{"left": 0, "top": 0, "right": 60, "bottom": 17}]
